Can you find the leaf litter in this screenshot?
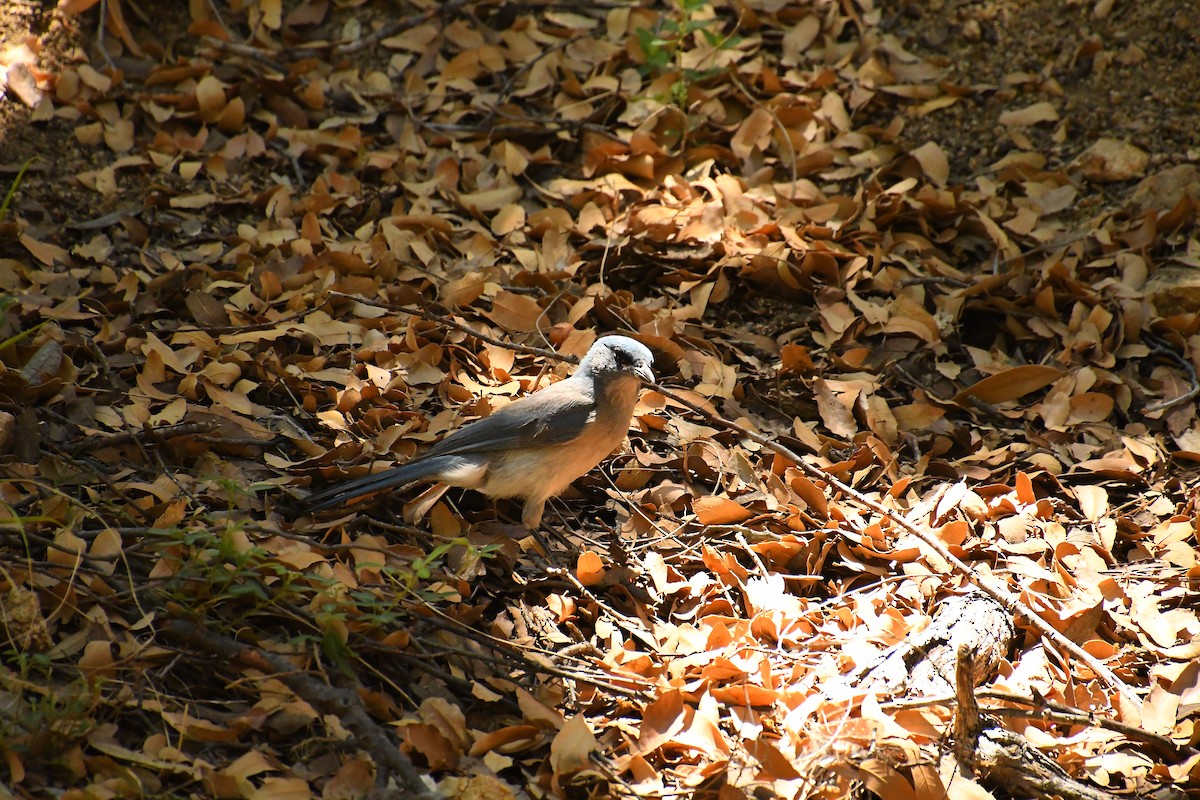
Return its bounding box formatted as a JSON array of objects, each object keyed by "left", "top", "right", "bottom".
[{"left": 0, "top": 0, "right": 1197, "bottom": 798}]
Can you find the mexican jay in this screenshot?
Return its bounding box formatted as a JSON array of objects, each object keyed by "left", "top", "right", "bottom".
[{"left": 305, "top": 335, "right": 655, "bottom": 527}]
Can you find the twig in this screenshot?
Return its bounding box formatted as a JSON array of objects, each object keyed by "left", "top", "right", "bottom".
[
  {"left": 201, "top": 38, "right": 286, "bottom": 72},
  {"left": 160, "top": 619, "right": 442, "bottom": 799},
  {"left": 492, "top": 32, "right": 588, "bottom": 111},
  {"left": 68, "top": 420, "right": 219, "bottom": 456},
  {"left": 953, "top": 645, "right": 981, "bottom": 774},
  {"left": 987, "top": 231, "right": 1094, "bottom": 271},
  {"left": 550, "top": 563, "right": 651, "bottom": 643},
  {"left": 887, "top": 686, "right": 1195, "bottom": 773},
  {"left": 417, "top": 119, "right": 588, "bottom": 138},
  {"left": 94, "top": 0, "right": 117, "bottom": 71},
  {"left": 301, "top": 0, "right": 473, "bottom": 60},
  {"left": 1146, "top": 383, "right": 1200, "bottom": 414},
  {"left": 982, "top": 705, "right": 1191, "bottom": 761},
  {"left": 324, "top": 291, "right": 569, "bottom": 362},
  {"left": 726, "top": 52, "right": 798, "bottom": 184},
  {"left": 38, "top": 442, "right": 152, "bottom": 526},
  {"left": 411, "top": 598, "right": 650, "bottom": 698},
  {"left": 1143, "top": 333, "right": 1200, "bottom": 413},
  {"left": 897, "top": 275, "right": 972, "bottom": 288}
]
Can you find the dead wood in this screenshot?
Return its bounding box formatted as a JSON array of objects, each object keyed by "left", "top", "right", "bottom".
[
  {"left": 160, "top": 619, "right": 442, "bottom": 800},
  {"left": 841, "top": 593, "right": 1183, "bottom": 800}
]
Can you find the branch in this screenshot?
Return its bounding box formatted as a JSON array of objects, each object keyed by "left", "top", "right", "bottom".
[
  {"left": 319, "top": 0, "right": 472, "bottom": 59},
  {"left": 324, "top": 291, "right": 567, "bottom": 362},
  {"left": 160, "top": 619, "right": 442, "bottom": 800}
]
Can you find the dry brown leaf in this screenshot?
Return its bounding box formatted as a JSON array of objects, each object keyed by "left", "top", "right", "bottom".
[
  {"left": 459, "top": 185, "right": 522, "bottom": 213},
  {"left": 954, "top": 365, "right": 1063, "bottom": 405},
  {"left": 909, "top": 141, "right": 950, "bottom": 186},
  {"left": 20, "top": 234, "right": 70, "bottom": 265},
  {"left": 1, "top": 60, "right": 41, "bottom": 107},
  {"left": 1067, "top": 392, "right": 1114, "bottom": 424},
  {"left": 247, "top": 777, "right": 311, "bottom": 800},
  {"left": 323, "top": 758, "right": 374, "bottom": 799},
  {"left": 634, "top": 690, "right": 686, "bottom": 756},
  {"left": 469, "top": 724, "right": 542, "bottom": 758},
  {"left": 693, "top": 496, "right": 754, "bottom": 526},
  {"left": 575, "top": 551, "right": 606, "bottom": 586},
  {"left": 731, "top": 107, "right": 775, "bottom": 162},
  {"left": 853, "top": 758, "right": 919, "bottom": 800},
  {"left": 57, "top": 0, "right": 101, "bottom": 12},
  {"left": 813, "top": 377, "right": 859, "bottom": 438},
  {"left": 998, "top": 101, "right": 1059, "bottom": 126},
  {"left": 549, "top": 715, "right": 598, "bottom": 775},
  {"left": 486, "top": 291, "right": 546, "bottom": 333}
]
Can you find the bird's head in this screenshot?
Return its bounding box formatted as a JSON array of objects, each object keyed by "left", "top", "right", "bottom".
[{"left": 579, "top": 335, "right": 655, "bottom": 386}]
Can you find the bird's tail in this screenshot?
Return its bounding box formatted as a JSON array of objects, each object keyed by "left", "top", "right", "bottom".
[{"left": 304, "top": 455, "right": 459, "bottom": 512}]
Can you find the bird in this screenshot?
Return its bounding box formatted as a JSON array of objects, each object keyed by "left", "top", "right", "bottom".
[{"left": 305, "top": 335, "right": 655, "bottom": 528}]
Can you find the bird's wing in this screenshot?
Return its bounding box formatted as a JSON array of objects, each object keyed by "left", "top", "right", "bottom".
[{"left": 425, "top": 380, "right": 596, "bottom": 457}]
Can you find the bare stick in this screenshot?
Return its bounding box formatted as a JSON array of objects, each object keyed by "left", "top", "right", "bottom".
[{"left": 160, "top": 619, "right": 442, "bottom": 799}]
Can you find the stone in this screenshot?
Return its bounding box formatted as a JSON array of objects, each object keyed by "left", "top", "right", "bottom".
[{"left": 1073, "top": 138, "right": 1149, "bottom": 181}]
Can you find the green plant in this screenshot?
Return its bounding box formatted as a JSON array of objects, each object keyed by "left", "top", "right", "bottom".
[
  {"left": 0, "top": 157, "right": 35, "bottom": 222},
  {"left": 0, "top": 651, "right": 98, "bottom": 782},
  {"left": 162, "top": 523, "right": 500, "bottom": 647},
  {"left": 635, "top": 0, "right": 741, "bottom": 111}
]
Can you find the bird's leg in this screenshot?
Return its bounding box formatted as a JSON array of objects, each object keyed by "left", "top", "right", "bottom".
[
  {"left": 515, "top": 497, "right": 569, "bottom": 558},
  {"left": 521, "top": 498, "right": 546, "bottom": 529}
]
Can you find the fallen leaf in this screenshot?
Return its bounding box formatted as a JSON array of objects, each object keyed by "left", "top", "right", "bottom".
[
  {"left": 998, "top": 101, "right": 1059, "bottom": 126},
  {"left": 954, "top": 365, "right": 1063, "bottom": 405}
]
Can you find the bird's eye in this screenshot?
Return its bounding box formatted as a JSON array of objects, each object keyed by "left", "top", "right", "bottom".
[{"left": 613, "top": 348, "right": 632, "bottom": 365}]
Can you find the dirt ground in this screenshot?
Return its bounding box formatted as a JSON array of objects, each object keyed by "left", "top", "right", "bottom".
[{"left": 894, "top": 0, "right": 1199, "bottom": 179}]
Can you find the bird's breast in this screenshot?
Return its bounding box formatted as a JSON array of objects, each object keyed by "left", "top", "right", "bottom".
[{"left": 482, "top": 383, "right": 640, "bottom": 501}]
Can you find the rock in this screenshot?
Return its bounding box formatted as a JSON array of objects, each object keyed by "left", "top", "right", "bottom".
[
  {"left": 1137, "top": 170, "right": 1200, "bottom": 316},
  {"left": 1145, "top": 264, "right": 1200, "bottom": 316},
  {"left": 1073, "top": 138, "right": 1149, "bottom": 181},
  {"left": 1129, "top": 164, "right": 1200, "bottom": 211},
  {"left": 0, "top": 411, "right": 12, "bottom": 454}
]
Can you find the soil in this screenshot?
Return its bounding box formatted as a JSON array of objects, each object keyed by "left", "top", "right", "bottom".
[{"left": 890, "top": 0, "right": 1199, "bottom": 195}]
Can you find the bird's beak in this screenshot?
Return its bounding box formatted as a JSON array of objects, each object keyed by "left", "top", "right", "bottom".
[{"left": 635, "top": 364, "right": 655, "bottom": 384}]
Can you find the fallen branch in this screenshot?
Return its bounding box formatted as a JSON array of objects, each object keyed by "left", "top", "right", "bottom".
[
  {"left": 833, "top": 592, "right": 1013, "bottom": 697},
  {"left": 953, "top": 643, "right": 982, "bottom": 774},
  {"left": 160, "top": 619, "right": 442, "bottom": 800},
  {"left": 68, "top": 420, "right": 219, "bottom": 455},
  {"left": 847, "top": 597, "right": 1177, "bottom": 800},
  {"left": 324, "top": 291, "right": 565, "bottom": 361}
]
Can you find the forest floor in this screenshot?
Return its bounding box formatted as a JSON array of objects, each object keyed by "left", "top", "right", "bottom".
[{"left": 0, "top": 1, "right": 1198, "bottom": 799}]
